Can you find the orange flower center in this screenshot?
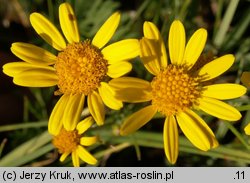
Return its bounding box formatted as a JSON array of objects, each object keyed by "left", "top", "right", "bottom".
[
  {"left": 52, "top": 128, "right": 80, "bottom": 154},
  {"left": 151, "top": 65, "right": 201, "bottom": 116},
  {"left": 55, "top": 41, "right": 108, "bottom": 95}
]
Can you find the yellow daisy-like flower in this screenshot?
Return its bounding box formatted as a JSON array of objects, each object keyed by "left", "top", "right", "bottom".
[
  {"left": 2, "top": 3, "right": 140, "bottom": 135},
  {"left": 241, "top": 72, "right": 250, "bottom": 135},
  {"left": 110, "top": 20, "right": 246, "bottom": 164},
  {"left": 245, "top": 124, "right": 250, "bottom": 135},
  {"left": 52, "top": 116, "right": 97, "bottom": 167}
]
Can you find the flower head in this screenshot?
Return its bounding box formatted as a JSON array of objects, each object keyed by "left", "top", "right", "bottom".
[
  {"left": 52, "top": 116, "right": 98, "bottom": 167},
  {"left": 110, "top": 20, "right": 246, "bottom": 164},
  {"left": 3, "top": 2, "right": 140, "bottom": 135},
  {"left": 245, "top": 124, "right": 250, "bottom": 135},
  {"left": 241, "top": 72, "right": 250, "bottom": 135}
]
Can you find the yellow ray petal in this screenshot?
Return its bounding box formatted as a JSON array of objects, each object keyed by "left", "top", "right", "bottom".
[
  {"left": 60, "top": 152, "right": 70, "bottom": 162},
  {"left": 80, "top": 136, "right": 98, "bottom": 146},
  {"left": 168, "top": 20, "right": 185, "bottom": 65},
  {"left": 114, "top": 88, "right": 151, "bottom": 103},
  {"left": 63, "top": 94, "right": 85, "bottom": 131},
  {"left": 98, "top": 82, "right": 123, "bottom": 110},
  {"left": 109, "top": 77, "right": 151, "bottom": 90},
  {"left": 198, "top": 54, "right": 235, "bottom": 81},
  {"left": 240, "top": 72, "right": 250, "bottom": 87},
  {"left": 102, "top": 39, "right": 140, "bottom": 63},
  {"left": 163, "top": 115, "right": 178, "bottom": 164},
  {"left": 72, "top": 151, "right": 80, "bottom": 167},
  {"left": 244, "top": 123, "right": 250, "bottom": 135},
  {"left": 183, "top": 28, "right": 207, "bottom": 68},
  {"left": 11, "top": 42, "right": 56, "bottom": 65},
  {"left": 13, "top": 67, "right": 58, "bottom": 87},
  {"left": 109, "top": 77, "right": 152, "bottom": 103},
  {"left": 107, "top": 61, "right": 132, "bottom": 78},
  {"left": 140, "top": 37, "right": 160, "bottom": 75},
  {"left": 176, "top": 109, "right": 218, "bottom": 151},
  {"left": 59, "top": 2, "right": 80, "bottom": 43},
  {"left": 92, "top": 12, "right": 120, "bottom": 49},
  {"left": 143, "top": 21, "right": 161, "bottom": 39},
  {"left": 120, "top": 105, "right": 156, "bottom": 136},
  {"left": 88, "top": 91, "right": 105, "bottom": 125},
  {"left": 30, "top": 13, "right": 66, "bottom": 51},
  {"left": 77, "top": 146, "right": 97, "bottom": 165},
  {"left": 3, "top": 62, "right": 53, "bottom": 77},
  {"left": 202, "top": 84, "right": 246, "bottom": 100},
  {"left": 198, "top": 97, "right": 241, "bottom": 121},
  {"left": 143, "top": 21, "right": 168, "bottom": 68},
  {"left": 48, "top": 94, "right": 70, "bottom": 135},
  {"left": 76, "top": 116, "right": 94, "bottom": 134},
  {"left": 3, "top": 62, "right": 22, "bottom": 77}
]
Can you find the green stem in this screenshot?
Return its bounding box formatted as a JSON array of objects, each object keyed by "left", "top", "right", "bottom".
[
  {"left": 94, "top": 143, "right": 131, "bottom": 159},
  {"left": 0, "top": 144, "right": 54, "bottom": 167},
  {"left": 99, "top": 131, "right": 250, "bottom": 164},
  {"left": 236, "top": 104, "right": 250, "bottom": 112},
  {"left": 47, "top": 0, "right": 54, "bottom": 22},
  {"left": 0, "top": 132, "right": 52, "bottom": 166},
  {"left": 224, "top": 122, "right": 250, "bottom": 150},
  {"left": 0, "top": 139, "right": 7, "bottom": 158},
  {"left": 213, "top": 0, "right": 224, "bottom": 40},
  {"left": 0, "top": 121, "right": 47, "bottom": 132},
  {"left": 179, "top": 146, "right": 249, "bottom": 163},
  {"left": 213, "top": 0, "right": 239, "bottom": 48},
  {"left": 178, "top": 0, "right": 191, "bottom": 21},
  {"left": 235, "top": 56, "right": 245, "bottom": 84},
  {"left": 131, "top": 134, "right": 141, "bottom": 161}
]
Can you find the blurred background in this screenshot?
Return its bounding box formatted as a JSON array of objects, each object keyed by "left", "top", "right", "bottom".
[{"left": 0, "top": 0, "right": 250, "bottom": 167}]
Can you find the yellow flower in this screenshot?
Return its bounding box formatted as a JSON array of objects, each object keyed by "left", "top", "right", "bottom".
[
  {"left": 52, "top": 116, "right": 98, "bottom": 167},
  {"left": 2, "top": 3, "right": 140, "bottom": 135},
  {"left": 110, "top": 20, "right": 246, "bottom": 164},
  {"left": 245, "top": 124, "right": 250, "bottom": 135},
  {"left": 241, "top": 72, "right": 250, "bottom": 135}
]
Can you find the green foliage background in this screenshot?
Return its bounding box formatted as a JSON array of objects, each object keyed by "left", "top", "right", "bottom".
[{"left": 0, "top": 0, "right": 250, "bottom": 166}]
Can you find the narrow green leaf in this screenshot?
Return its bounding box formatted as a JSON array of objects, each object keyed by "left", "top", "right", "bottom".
[
  {"left": 99, "top": 130, "right": 250, "bottom": 164},
  {"left": 0, "top": 121, "right": 47, "bottom": 132},
  {"left": 0, "top": 131, "right": 51, "bottom": 166},
  {"left": 222, "top": 8, "right": 250, "bottom": 51},
  {"left": 3, "top": 144, "right": 54, "bottom": 167},
  {"left": 213, "top": 0, "right": 240, "bottom": 48}
]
